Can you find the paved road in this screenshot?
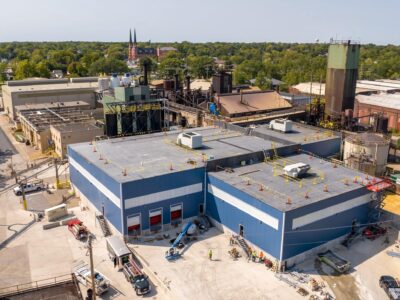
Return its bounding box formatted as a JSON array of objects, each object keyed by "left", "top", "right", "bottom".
[{"left": 0, "top": 126, "right": 16, "bottom": 154}]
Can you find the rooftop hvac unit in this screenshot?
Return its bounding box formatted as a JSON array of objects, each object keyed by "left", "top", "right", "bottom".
[
  {"left": 283, "top": 163, "right": 310, "bottom": 178},
  {"left": 177, "top": 132, "right": 203, "bottom": 149},
  {"left": 269, "top": 119, "right": 293, "bottom": 133}
]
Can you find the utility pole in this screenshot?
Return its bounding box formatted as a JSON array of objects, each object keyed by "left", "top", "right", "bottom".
[
  {"left": 88, "top": 235, "right": 96, "bottom": 300},
  {"left": 54, "top": 158, "right": 59, "bottom": 189},
  {"left": 21, "top": 180, "right": 27, "bottom": 210}
]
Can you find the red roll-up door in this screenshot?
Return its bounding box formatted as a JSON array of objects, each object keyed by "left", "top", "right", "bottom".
[
  {"left": 128, "top": 224, "right": 140, "bottom": 231},
  {"left": 150, "top": 214, "right": 162, "bottom": 225},
  {"left": 171, "top": 210, "right": 182, "bottom": 220},
  {"left": 127, "top": 215, "right": 141, "bottom": 232}
]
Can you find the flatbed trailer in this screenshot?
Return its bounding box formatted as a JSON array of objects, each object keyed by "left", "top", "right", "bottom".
[
  {"left": 123, "top": 258, "right": 151, "bottom": 296},
  {"left": 317, "top": 250, "right": 351, "bottom": 273}
]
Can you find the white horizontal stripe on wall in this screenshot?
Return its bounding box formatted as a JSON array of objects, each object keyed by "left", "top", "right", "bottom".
[
  {"left": 208, "top": 184, "right": 279, "bottom": 230},
  {"left": 125, "top": 183, "right": 202, "bottom": 209},
  {"left": 69, "top": 157, "right": 121, "bottom": 208},
  {"left": 171, "top": 204, "right": 182, "bottom": 212},
  {"left": 149, "top": 209, "right": 162, "bottom": 217},
  {"left": 127, "top": 214, "right": 140, "bottom": 226},
  {"left": 292, "top": 194, "right": 370, "bottom": 229}
]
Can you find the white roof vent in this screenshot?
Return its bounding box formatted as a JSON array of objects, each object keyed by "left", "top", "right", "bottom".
[
  {"left": 269, "top": 119, "right": 293, "bottom": 133},
  {"left": 283, "top": 163, "right": 310, "bottom": 178},
  {"left": 177, "top": 132, "right": 203, "bottom": 149}
]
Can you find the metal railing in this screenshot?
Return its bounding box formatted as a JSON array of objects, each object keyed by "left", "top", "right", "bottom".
[{"left": 0, "top": 274, "right": 76, "bottom": 297}]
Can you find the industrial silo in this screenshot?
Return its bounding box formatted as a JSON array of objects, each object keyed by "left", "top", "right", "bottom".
[
  {"left": 343, "top": 133, "right": 390, "bottom": 176},
  {"left": 325, "top": 40, "right": 360, "bottom": 121}
]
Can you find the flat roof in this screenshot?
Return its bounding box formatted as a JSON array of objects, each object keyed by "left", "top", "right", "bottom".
[
  {"left": 251, "top": 122, "right": 339, "bottom": 145},
  {"left": 356, "top": 93, "right": 400, "bottom": 110},
  {"left": 15, "top": 101, "right": 90, "bottom": 112},
  {"left": 4, "top": 82, "right": 98, "bottom": 93},
  {"left": 69, "top": 126, "right": 284, "bottom": 182},
  {"left": 210, "top": 153, "right": 376, "bottom": 212},
  {"left": 51, "top": 122, "right": 100, "bottom": 133}
]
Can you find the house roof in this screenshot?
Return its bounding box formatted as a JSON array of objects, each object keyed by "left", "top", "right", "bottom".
[
  {"left": 217, "top": 91, "right": 292, "bottom": 115},
  {"left": 356, "top": 93, "right": 400, "bottom": 110}
]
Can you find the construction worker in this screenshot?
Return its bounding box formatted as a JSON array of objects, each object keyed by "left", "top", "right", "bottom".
[
  {"left": 252, "top": 250, "right": 257, "bottom": 262},
  {"left": 259, "top": 251, "right": 264, "bottom": 262},
  {"left": 208, "top": 249, "right": 213, "bottom": 261}
]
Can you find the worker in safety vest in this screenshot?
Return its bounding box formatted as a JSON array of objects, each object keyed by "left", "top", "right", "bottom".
[
  {"left": 259, "top": 251, "right": 264, "bottom": 262},
  {"left": 252, "top": 250, "right": 256, "bottom": 262},
  {"left": 208, "top": 249, "right": 213, "bottom": 260}
]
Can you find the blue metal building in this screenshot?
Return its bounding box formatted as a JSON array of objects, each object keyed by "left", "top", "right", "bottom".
[{"left": 68, "top": 123, "right": 378, "bottom": 266}]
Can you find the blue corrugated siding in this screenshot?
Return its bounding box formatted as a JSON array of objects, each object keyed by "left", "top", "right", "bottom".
[
  {"left": 122, "top": 168, "right": 205, "bottom": 231},
  {"left": 68, "top": 146, "right": 123, "bottom": 233},
  {"left": 283, "top": 188, "right": 371, "bottom": 259},
  {"left": 206, "top": 175, "right": 283, "bottom": 259},
  {"left": 68, "top": 147, "right": 120, "bottom": 196},
  {"left": 70, "top": 165, "right": 123, "bottom": 233},
  {"left": 301, "top": 138, "right": 341, "bottom": 157}
]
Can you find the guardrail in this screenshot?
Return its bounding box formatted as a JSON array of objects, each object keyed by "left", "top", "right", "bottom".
[{"left": 0, "top": 274, "right": 77, "bottom": 297}]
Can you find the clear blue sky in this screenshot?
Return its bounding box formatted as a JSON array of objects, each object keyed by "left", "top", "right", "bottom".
[{"left": 1, "top": 0, "right": 399, "bottom": 45}]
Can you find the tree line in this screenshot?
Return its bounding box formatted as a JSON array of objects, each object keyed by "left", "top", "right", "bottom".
[{"left": 1, "top": 41, "right": 400, "bottom": 90}]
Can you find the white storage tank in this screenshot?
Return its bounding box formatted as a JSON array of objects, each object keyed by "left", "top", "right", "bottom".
[
  {"left": 98, "top": 77, "right": 110, "bottom": 91},
  {"left": 122, "top": 73, "right": 131, "bottom": 86},
  {"left": 343, "top": 132, "right": 390, "bottom": 176},
  {"left": 110, "top": 73, "right": 120, "bottom": 89}
]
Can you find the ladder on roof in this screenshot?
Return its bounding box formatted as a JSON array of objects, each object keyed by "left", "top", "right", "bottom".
[{"left": 96, "top": 214, "right": 112, "bottom": 237}]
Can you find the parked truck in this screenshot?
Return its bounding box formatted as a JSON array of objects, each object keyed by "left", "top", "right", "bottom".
[
  {"left": 13, "top": 180, "right": 45, "bottom": 196},
  {"left": 123, "top": 259, "right": 151, "bottom": 296},
  {"left": 73, "top": 261, "right": 110, "bottom": 295},
  {"left": 68, "top": 219, "right": 89, "bottom": 240},
  {"left": 317, "top": 250, "right": 351, "bottom": 273}
]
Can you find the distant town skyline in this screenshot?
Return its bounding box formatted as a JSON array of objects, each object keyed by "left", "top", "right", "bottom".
[{"left": 1, "top": 0, "right": 399, "bottom": 45}]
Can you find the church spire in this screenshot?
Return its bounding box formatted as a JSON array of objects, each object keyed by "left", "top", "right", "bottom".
[
  {"left": 129, "top": 28, "right": 133, "bottom": 45},
  {"left": 134, "top": 28, "right": 137, "bottom": 45}
]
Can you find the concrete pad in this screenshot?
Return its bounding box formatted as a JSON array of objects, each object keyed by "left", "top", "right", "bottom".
[{"left": 130, "top": 228, "right": 317, "bottom": 300}]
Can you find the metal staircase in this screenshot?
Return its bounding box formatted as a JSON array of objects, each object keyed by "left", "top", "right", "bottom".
[
  {"left": 96, "top": 214, "right": 112, "bottom": 237},
  {"left": 235, "top": 236, "right": 251, "bottom": 259}
]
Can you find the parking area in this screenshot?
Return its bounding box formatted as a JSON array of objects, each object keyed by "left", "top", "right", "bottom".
[{"left": 0, "top": 187, "right": 169, "bottom": 299}]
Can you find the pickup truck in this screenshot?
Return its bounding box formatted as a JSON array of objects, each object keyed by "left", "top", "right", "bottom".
[
  {"left": 13, "top": 181, "right": 45, "bottom": 196},
  {"left": 380, "top": 276, "right": 400, "bottom": 300},
  {"left": 73, "top": 261, "right": 110, "bottom": 295},
  {"left": 123, "top": 259, "right": 151, "bottom": 296},
  {"left": 317, "top": 250, "right": 351, "bottom": 273}
]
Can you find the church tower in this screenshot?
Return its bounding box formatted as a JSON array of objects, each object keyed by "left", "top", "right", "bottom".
[{"left": 128, "top": 29, "right": 138, "bottom": 61}]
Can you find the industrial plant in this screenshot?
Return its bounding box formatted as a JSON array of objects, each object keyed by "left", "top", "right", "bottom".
[{"left": 0, "top": 32, "right": 400, "bottom": 300}]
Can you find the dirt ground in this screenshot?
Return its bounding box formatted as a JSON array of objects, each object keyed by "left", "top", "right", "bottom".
[
  {"left": 297, "top": 226, "right": 400, "bottom": 300},
  {"left": 129, "top": 227, "right": 334, "bottom": 300}
]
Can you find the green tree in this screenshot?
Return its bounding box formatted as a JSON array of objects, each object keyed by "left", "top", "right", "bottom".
[
  {"left": 187, "top": 56, "right": 214, "bottom": 78},
  {"left": 68, "top": 62, "right": 88, "bottom": 77},
  {"left": 255, "top": 72, "right": 272, "bottom": 90},
  {"left": 14, "top": 60, "right": 36, "bottom": 79},
  {"left": 0, "top": 62, "right": 7, "bottom": 82},
  {"left": 88, "top": 58, "right": 129, "bottom": 75},
  {"left": 35, "top": 61, "right": 51, "bottom": 78}
]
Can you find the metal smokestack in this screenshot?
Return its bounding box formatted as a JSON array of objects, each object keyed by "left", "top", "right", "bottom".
[
  {"left": 143, "top": 62, "right": 149, "bottom": 86},
  {"left": 185, "top": 75, "right": 191, "bottom": 92},
  {"left": 174, "top": 74, "right": 179, "bottom": 91}
]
